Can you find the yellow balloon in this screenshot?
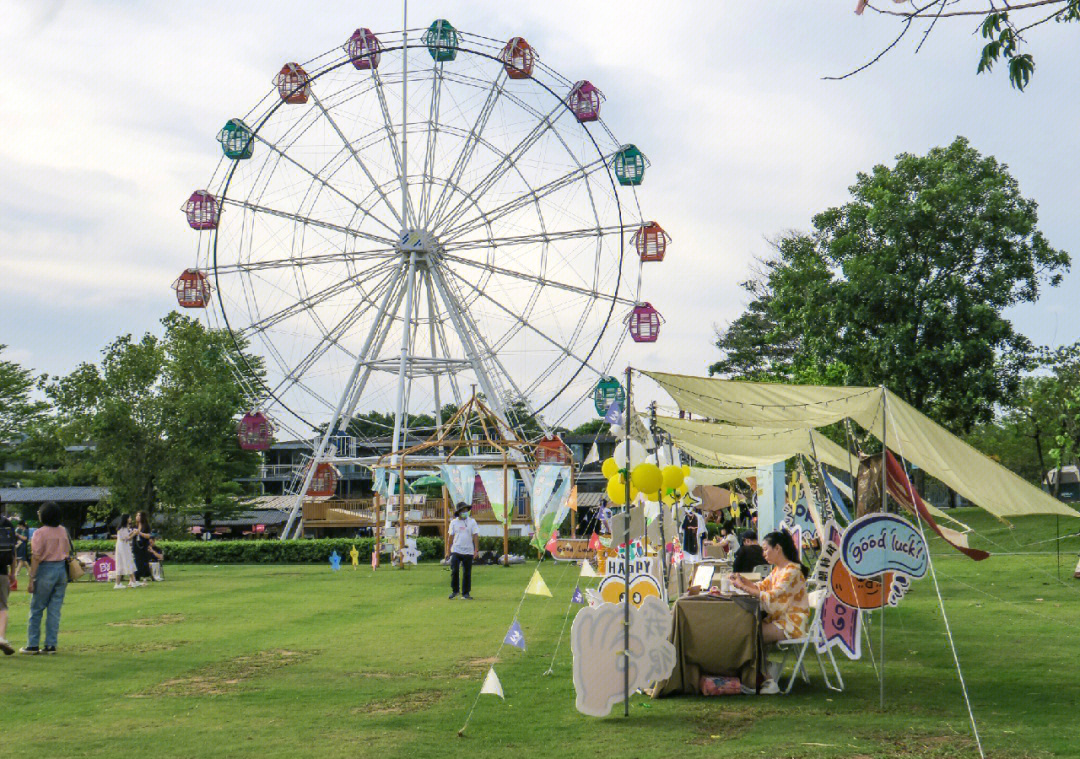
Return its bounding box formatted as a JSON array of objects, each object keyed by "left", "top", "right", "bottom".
[
  {"left": 681, "top": 464, "right": 691, "bottom": 476},
  {"left": 676, "top": 483, "right": 688, "bottom": 497},
  {"left": 631, "top": 463, "right": 663, "bottom": 494},
  {"left": 645, "top": 491, "right": 660, "bottom": 502},
  {"left": 607, "top": 476, "right": 628, "bottom": 505},
  {"left": 661, "top": 492, "right": 676, "bottom": 506},
  {"left": 661, "top": 465, "right": 684, "bottom": 490},
  {"left": 602, "top": 457, "right": 619, "bottom": 479}
]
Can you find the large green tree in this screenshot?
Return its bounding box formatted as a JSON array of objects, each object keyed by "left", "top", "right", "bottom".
[
  {"left": 39, "top": 313, "right": 263, "bottom": 531},
  {"left": 712, "top": 137, "right": 1069, "bottom": 435}
]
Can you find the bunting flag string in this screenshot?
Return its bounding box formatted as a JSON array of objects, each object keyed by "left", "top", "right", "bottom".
[
  {"left": 503, "top": 619, "right": 527, "bottom": 651},
  {"left": 480, "top": 667, "right": 504, "bottom": 699},
  {"left": 525, "top": 569, "right": 552, "bottom": 597}
]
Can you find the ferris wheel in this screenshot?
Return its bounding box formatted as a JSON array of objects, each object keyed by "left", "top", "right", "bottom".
[{"left": 174, "top": 21, "right": 669, "bottom": 528}]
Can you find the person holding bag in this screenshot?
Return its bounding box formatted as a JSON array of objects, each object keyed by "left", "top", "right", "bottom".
[{"left": 20, "top": 501, "right": 71, "bottom": 655}]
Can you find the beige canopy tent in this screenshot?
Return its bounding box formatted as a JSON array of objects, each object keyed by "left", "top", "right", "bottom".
[{"left": 644, "top": 371, "right": 1077, "bottom": 521}]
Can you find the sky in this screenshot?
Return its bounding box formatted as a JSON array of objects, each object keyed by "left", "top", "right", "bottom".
[{"left": 2, "top": 0, "right": 1078, "bottom": 424}]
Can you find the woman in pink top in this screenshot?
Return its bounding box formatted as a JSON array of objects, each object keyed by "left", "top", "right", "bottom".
[{"left": 21, "top": 502, "right": 71, "bottom": 655}]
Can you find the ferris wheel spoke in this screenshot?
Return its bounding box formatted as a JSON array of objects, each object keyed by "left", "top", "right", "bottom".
[
  {"left": 434, "top": 100, "right": 565, "bottom": 234},
  {"left": 417, "top": 60, "right": 445, "bottom": 227},
  {"left": 238, "top": 259, "right": 396, "bottom": 339},
  {"left": 221, "top": 198, "right": 394, "bottom": 248},
  {"left": 441, "top": 266, "right": 606, "bottom": 382},
  {"left": 309, "top": 91, "right": 405, "bottom": 230},
  {"left": 252, "top": 133, "right": 398, "bottom": 238},
  {"left": 441, "top": 153, "right": 613, "bottom": 242},
  {"left": 371, "top": 68, "right": 416, "bottom": 227},
  {"left": 427, "top": 71, "right": 506, "bottom": 228},
  {"left": 438, "top": 251, "right": 634, "bottom": 306},
  {"left": 442, "top": 225, "right": 627, "bottom": 252},
  {"left": 213, "top": 248, "right": 397, "bottom": 275},
  {"left": 267, "top": 267, "right": 400, "bottom": 399}
]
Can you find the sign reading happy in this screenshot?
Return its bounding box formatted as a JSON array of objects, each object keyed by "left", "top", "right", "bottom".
[{"left": 840, "top": 513, "right": 928, "bottom": 580}]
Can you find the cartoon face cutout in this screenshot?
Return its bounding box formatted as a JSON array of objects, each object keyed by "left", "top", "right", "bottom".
[
  {"left": 597, "top": 574, "right": 663, "bottom": 608},
  {"left": 830, "top": 559, "right": 893, "bottom": 609}
]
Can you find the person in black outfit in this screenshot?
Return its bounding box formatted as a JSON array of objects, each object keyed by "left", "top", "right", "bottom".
[
  {"left": 731, "top": 529, "right": 766, "bottom": 573},
  {"left": 132, "top": 511, "right": 153, "bottom": 584}
]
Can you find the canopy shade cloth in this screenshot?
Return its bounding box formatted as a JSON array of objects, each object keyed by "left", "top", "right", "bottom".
[
  {"left": 656, "top": 416, "right": 856, "bottom": 476},
  {"left": 644, "top": 371, "right": 1077, "bottom": 521}
]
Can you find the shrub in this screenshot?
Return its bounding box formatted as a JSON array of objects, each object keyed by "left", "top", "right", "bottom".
[{"left": 73, "top": 533, "right": 541, "bottom": 564}]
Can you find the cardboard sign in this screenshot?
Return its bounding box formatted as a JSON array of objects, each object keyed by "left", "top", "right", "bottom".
[
  {"left": 841, "top": 513, "right": 928, "bottom": 580},
  {"left": 551, "top": 539, "right": 596, "bottom": 562},
  {"left": 603, "top": 555, "right": 655, "bottom": 578},
  {"left": 570, "top": 596, "right": 676, "bottom": 717},
  {"left": 93, "top": 555, "right": 116, "bottom": 582}
]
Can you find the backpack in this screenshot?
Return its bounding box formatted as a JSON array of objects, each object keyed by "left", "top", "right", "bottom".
[{"left": 0, "top": 520, "right": 15, "bottom": 566}]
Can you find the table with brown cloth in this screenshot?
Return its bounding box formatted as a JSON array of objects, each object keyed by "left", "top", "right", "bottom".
[{"left": 651, "top": 594, "right": 763, "bottom": 697}]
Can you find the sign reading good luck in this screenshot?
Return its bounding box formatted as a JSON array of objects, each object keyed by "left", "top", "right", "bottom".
[{"left": 840, "top": 513, "right": 928, "bottom": 580}]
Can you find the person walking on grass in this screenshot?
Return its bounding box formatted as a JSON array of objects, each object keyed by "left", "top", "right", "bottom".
[
  {"left": 113, "top": 514, "right": 140, "bottom": 589},
  {"left": 14, "top": 516, "right": 30, "bottom": 579},
  {"left": 21, "top": 501, "right": 70, "bottom": 655},
  {"left": 447, "top": 503, "right": 479, "bottom": 600},
  {"left": 0, "top": 498, "right": 17, "bottom": 655}
]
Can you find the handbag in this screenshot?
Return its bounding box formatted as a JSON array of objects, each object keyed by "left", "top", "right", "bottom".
[{"left": 66, "top": 532, "right": 86, "bottom": 582}]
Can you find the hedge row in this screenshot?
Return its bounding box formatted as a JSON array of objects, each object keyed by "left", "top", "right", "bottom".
[{"left": 72, "top": 535, "right": 538, "bottom": 564}]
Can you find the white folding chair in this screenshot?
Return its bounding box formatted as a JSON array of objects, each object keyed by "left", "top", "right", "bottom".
[{"left": 775, "top": 588, "right": 844, "bottom": 694}]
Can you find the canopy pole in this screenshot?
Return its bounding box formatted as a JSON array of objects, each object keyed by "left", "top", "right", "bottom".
[
  {"left": 886, "top": 404, "right": 986, "bottom": 759},
  {"left": 879, "top": 387, "right": 887, "bottom": 710},
  {"left": 503, "top": 455, "right": 510, "bottom": 567},
  {"left": 623, "top": 366, "right": 633, "bottom": 718}
]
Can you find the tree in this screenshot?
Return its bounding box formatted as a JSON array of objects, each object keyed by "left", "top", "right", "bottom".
[
  {"left": 39, "top": 313, "right": 263, "bottom": 532},
  {"left": 712, "top": 137, "right": 1069, "bottom": 435},
  {"left": 0, "top": 344, "right": 47, "bottom": 447},
  {"left": 844, "top": 1, "right": 1079, "bottom": 91},
  {"left": 156, "top": 313, "right": 264, "bottom": 533}
]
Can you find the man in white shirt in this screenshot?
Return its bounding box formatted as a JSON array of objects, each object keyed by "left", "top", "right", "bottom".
[{"left": 448, "top": 502, "right": 480, "bottom": 600}]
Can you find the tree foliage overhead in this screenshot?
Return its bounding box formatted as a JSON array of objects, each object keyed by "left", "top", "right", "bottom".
[
  {"left": 0, "top": 344, "right": 47, "bottom": 447},
  {"left": 712, "top": 137, "right": 1069, "bottom": 434}
]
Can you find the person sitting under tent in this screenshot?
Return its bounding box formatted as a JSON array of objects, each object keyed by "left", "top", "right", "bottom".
[
  {"left": 731, "top": 529, "right": 765, "bottom": 573},
  {"left": 730, "top": 530, "right": 809, "bottom": 646}
]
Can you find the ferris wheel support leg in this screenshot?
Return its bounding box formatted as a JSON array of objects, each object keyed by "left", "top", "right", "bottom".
[
  {"left": 425, "top": 271, "right": 445, "bottom": 450},
  {"left": 388, "top": 252, "right": 419, "bottom": 550},
  {"left": 280, "top": 268, "right": 405, "bottom": 540},
  {"left": 428, "top": 264, "right": 535, "bottom": 494}
]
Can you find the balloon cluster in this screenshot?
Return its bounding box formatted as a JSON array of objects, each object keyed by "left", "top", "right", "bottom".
[{"left": 601, "top": 444, "right": 698, "bottom": 508}]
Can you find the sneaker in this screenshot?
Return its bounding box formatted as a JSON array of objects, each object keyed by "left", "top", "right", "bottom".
[
  {"left": 448, "top": 592, "right": 458, "bottom": 599},
  {"left": 42, "top": 646, "right": 57, "bottom": 655},
  {"left": 740, "top": 678, "right": 780, "bottom": 695},
  {"left": 114, "top": 583, "right": 126, "bottom": 589},
  {"left": 0, "top": 638, "right": 14, "bottom": 656},
  {"left": 19, "top": 646, "right": 40, "bottom": 655},
  {"left": 462, "top": 594, "right": 474, "bottom": 600}
]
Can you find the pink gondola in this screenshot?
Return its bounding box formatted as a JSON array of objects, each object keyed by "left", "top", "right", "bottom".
[
  {"left": 238, "top": 412, "right": 273, "bottom": 451},
  {"left": 182, "top": 191, "right": 219, "bottom": 230},
  {"left": 344, "top": 28, "right": 381, "bottom": 70},
  {"left": 628, "top": 302, "right": 663, "bottom": 343},
  {"left": 567, "top": 80, "right": 604, "bottom": 122}
]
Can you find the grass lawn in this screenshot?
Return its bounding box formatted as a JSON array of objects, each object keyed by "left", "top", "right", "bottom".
[{"left": 2, "top": 509, "right": 1078, "bottom": 759}]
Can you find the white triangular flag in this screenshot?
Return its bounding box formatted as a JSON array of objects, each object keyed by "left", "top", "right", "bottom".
[
  {"left": 579, "top": 560, "right": 599, "bottom": 578},
  {"left": 525, "top": 569, "right": 552, "bottom": 597},
  {"left": 480, "top": 666, "right": 504, "bottom": 699},
  {"left": 584, "top": 441, "right": 600, "bottom": 465}
]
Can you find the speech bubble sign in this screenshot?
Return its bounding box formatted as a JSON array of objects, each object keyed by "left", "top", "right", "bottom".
[{"left": 840, "top": 513, "right": 928, "bottom": 580}]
